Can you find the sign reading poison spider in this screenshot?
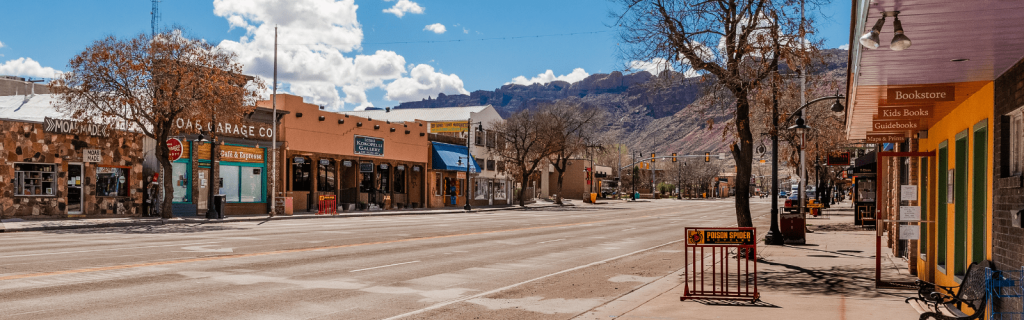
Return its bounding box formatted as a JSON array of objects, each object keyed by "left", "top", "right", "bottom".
[{"left": 686, "top": 228, "right": 755, "bottom": 245}]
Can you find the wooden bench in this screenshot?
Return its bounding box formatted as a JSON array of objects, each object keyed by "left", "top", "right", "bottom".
[{"left": 905, "top": 261, "right": 990, "bottom": 320}]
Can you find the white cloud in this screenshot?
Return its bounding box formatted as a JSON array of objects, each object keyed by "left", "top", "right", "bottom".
[
  {"left": 629, "top": 58, "right": 676, "bottom": 74},
  {"left": 213, "top": 0, "right": 464, "bottom": 110},
  {"left": 423, "top": 23, "right": 446, "bottom": 34},
  {"left": 382, "top": 0, "right": 424, "bottom": 18},
  {"left": 0, "top": 40, "right": 4, "bottom": 48},
  {"left": 506, "top": 68, "right": 590, "bottom": 86},
  {"left": 385, "top": 64, "right": 469, "bottom": 102},
  {"left": 838, "top": 43, "right": 850, "bottom": 50},
  {"left": 463, "top": 28, "right": 469, "bottom": 34},
  {"left": 0, "top": 57, "right": 62, "bottom": 79}
]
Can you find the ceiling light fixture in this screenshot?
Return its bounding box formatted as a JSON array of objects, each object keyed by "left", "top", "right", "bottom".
[
  {"left": 889, "top": 13, "right": 911, "bottom": 51},
  {"left": 859, "top": 16, "right": 886, "bottom": 49},
  {"left": 951, "top": 58, "right": 970, "bottom": 62}
]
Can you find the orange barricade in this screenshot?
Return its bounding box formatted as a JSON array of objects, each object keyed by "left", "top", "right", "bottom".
[
  {"left": 317, "top": 195, "right": 337, "bottom": 215},
  {"left": 681, "top": 227, "right": 759, "bottom": 303}
]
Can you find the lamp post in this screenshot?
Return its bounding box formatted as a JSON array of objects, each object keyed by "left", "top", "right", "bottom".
[
  {"left": 198, "top": 130, "right": 220, "bottom": 219},
  {"left": 462, "top": 119, "right": 484, "bottom": 211}
]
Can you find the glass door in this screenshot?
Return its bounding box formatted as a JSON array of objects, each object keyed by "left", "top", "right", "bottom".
[{"left": 67, "top": 163, "right": 83, "bottom": 214}]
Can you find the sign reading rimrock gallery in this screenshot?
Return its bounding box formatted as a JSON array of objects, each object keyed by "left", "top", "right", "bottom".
[
  {"left": 886, "top": 85, "right": 955, "bottom": 105},
  {"left": 872, "top": 119, "right": 921, "bottom": 132},
  {"left": 877, "top": 106, "right": 934, "bottom": 120},
  {"left": 354, "top": 135, "right": 384, "bottom": 156}
]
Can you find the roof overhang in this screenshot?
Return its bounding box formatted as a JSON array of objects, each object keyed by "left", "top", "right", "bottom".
[{"left": 845, "top": 0, "right": 1024, "bottom": 140}]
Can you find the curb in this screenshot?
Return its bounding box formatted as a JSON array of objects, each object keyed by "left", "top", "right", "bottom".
[{"left": 0, "top": 204, "right": 564, "bottom": 233}]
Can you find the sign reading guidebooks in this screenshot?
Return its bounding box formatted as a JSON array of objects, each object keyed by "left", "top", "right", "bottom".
[{"left": 354, "top": 135, "right": 384, "bottom": 156}]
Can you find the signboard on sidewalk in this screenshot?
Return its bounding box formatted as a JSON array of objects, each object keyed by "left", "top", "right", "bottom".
[{"left": 686, "top": 228, "right": 755, "bottom": 245}]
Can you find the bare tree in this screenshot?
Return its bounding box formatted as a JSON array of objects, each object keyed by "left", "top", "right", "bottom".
[
  {"left": 493, "top": 109, "right": 559, "bottom": 206},
  {"left": 52, "top": 29, "right": 265, "bottom": 219},
  {"left": 614, "top": 0, "right": 818, "bottom": 227},
  {"left": 541, "top": 101, "right": 607, "bottom": 204}
]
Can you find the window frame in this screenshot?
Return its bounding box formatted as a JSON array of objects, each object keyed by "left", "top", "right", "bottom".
[
  {"left": 13, "top": 162, "right": 57, "bottom": 197},
  {"left": 1009, "top": 108, "right": 1024, "bottom": 177},
  {"left": 95, "top": 165, "right": 131, "bottom": 198}
]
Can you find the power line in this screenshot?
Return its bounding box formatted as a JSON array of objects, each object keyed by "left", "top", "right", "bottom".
[{"left": 279, "top": 30, "right": 610, "bottom": 46}]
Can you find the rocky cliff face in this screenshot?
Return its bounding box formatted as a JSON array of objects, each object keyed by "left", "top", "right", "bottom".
[{"left": 395, "top": 49, "right": 847, "bottom": 155}]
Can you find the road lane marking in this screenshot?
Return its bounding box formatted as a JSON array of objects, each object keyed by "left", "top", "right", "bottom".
[
  {"left": 0, "top": 241, "right": 222, "bottom": 259},
  {"left": 350, "top": 261, "right": 420, "bottom": 272},
  {"left": 536, "top": 239, "right": 566, "bottom": 244},
  {"left": 621, "top": 228, "right": 636, "bottom": 232},
  {"left": 0, "top": 214, "right": 664, "bottom": 282}
]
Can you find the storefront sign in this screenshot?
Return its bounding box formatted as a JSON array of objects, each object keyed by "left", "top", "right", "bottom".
[
  {"left": 872, "top": 119, "right": 921, "bottom": 132},
  {"left": 343, "top": 160, "right": 353, "bottom": 167},
  {"left": 173, "top": 118, "right": 274, "bottom": 140},
  {"left": 686, "top": 228, "right": 755, "bottom": 245},
  {"left": 900, "top": 225, "right": 920, "bottom": 240},
  {"left": 430, "top": 121, "right": 470, "bottom": 133},
  {"left": 167, "top": 138, "right": 184, "bottom": 161},
  {"left": 380, "top": 163, "right": 389, "bottom": 169},
  {"left": 294, "top": 157, "right": 305, "bottom": 164},
  {"left": 320, "top": 159, "right": 330, "bottom": 166},
  {"left": 900, "top": 206, "right": 921, "bottom": 221},
  {"left": 876, "top": 106, "right": 934, "bottom": 120},
  {"left": 84, "top": 149, "right": 103, "bottom": 163},
  {"left": 457, "top": 171, "right": 466, "bottom": 179},
  {"left": 354, "top": 135, "right": 384, "bottom": 156},
  {"left": 886, "top": 86, "right": 955, "bottom": 105},
  {"left": 359, "top": 162, "right": 374, "bottom": 173},
  {"left": 865, "top": 134, "right": 906, "bottom": 143},
  {"left": 196, "top": 143, "right": 265, "bottom": 163},
  {"left": 827, "top": 152, "right": 851, "bottom": 166},
  {"left": 901, "top": 185, "right": 917, "bottom": 201},
  {"left": 44, "top": 117, "right": 109, "bottom": 137}
]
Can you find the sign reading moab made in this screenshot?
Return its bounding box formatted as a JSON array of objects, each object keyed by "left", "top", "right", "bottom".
[{"left": 354, "top": 135, "right": 384, "bottom": 156}]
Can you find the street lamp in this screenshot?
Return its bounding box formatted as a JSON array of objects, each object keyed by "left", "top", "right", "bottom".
[
  {"left": 197, "top": 130, "right": 220, "bottom": 220},
  {"left": 461, "top": 120, "right": 484, "bottom": 211}
]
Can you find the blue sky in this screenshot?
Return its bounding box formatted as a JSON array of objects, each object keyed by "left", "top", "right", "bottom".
[{"left": 0, "top": 0, "right": 851, "bottom": 111}]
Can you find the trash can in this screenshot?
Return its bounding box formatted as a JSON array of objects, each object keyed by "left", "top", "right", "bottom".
[{"left": 209, "top": 195, "right": 226, "bottom": 219}]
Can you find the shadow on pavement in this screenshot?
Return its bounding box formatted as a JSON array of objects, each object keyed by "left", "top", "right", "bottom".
[
  {"left": 42, "top": 223, "right": 244, "bottom": 234},
  {"left": 756, "top": 259, "right": 913, "bottom": 299},
  {"left": 690, "top": 299, "right": 781, "bottom": 308}
]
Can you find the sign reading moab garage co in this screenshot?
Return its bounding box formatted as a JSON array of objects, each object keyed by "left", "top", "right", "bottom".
[
  {"left": 886, "top": 86, "right": 955, "bottom": 105},
  {"left": 354, "top": 135, "right": 384, "bottom": 156}
]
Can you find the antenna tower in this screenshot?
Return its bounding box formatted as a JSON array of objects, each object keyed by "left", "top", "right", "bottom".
[{"left": 151, "top": 0, "right": 161, "bottom": 38}]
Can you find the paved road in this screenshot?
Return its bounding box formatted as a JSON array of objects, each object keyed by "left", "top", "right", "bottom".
[{"left": 0, "top": 198, "right": 773, "bottom": 319}]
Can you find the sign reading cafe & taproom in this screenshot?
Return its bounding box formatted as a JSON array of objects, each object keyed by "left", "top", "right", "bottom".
[{"left": 354, "top": 135, "right": 384, "bottom": 156}]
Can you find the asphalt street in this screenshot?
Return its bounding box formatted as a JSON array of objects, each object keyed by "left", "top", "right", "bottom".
[{"left": 0, "top": 198, "right": 773, "bottom": 320}]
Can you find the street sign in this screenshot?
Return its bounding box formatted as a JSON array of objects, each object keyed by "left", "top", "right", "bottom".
[{"left": 827, "top": 152, "right": 851, "bottom": 166}]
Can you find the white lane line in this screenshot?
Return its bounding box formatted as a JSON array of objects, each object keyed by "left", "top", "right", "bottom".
[
  {"left": 621, "top": 228, "right": 636, "bottom": 232},
  {"left": 0, "top": 241, "right": 222, "bottom": 259},
  {"left": 536, "top": 238, "right": 566, "bottom": 244},
  {"left": 349, "top": 260, "right": 420, "bottom": 273},
  {"left": 381, "top": 237, "right": 688, "bottom": 320}
]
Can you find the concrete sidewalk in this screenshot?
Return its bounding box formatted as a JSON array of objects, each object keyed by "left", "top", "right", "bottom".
[
  {"left": 576, "top": 205, "right": 922, "bottom": 320},
  {"left": 0, "top": 202, "right": 565, "bottom": 233}
]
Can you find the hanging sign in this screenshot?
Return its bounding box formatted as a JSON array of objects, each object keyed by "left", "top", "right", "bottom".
[
  {"left": 901, "top": 185, "right": 918, "bottom": 201},
  {"left": 876, "top": 106, "right": 934, "bottom": 120},
  {"left": 359, "top": 162, "right": 374, "bottom": 173},
  {"left": 886, "top": 85, "right": 955, "bottom": 105},
  {"left": 320, "top": 159, "right": 330, "bottom": 166},
  {"left": 294, "top": 157, "right": 305, "bottom": 164},
  {"left": 354, "top": 135, "right": 385, "bottom": 156},
  {"left": 343, "top": 160, "right": 353, "bottom": 167},
  {"left": 44, "top": 117, "right": 109, "bottom": 137},
  {"left": 84, "top": 149, "right": 103, "bottom": 163},
  {"left": 865, "top": 134, "right": 906, "bottom": 143},
  {"left": 900, "top": 225, "right": 920, "bottom": 240},
  {"left": 430, "top": 121, "right": 470, "bottom": 133},
  {"left": 871, "top": 119, "right": 921, "bottom": 132},
  {"left": 900, "top": 206, "right": 921, "bottom": 221},
  {"left": 827, "top": 152, "right": 851, "bottom": 166},
  {"left": 167, "top": 138, "right": 183, "bottom": 161}
]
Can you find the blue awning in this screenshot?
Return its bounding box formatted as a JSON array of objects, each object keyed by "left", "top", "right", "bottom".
[{"left": 431, "top": 142, "right": 481, "bottom": 172}]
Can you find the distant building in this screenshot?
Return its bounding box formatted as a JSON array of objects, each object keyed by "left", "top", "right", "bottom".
[{"left": 0, "top": 76, "right": 51, "bottom": 96}]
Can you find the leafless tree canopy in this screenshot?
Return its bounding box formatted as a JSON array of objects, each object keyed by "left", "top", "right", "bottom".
[
  {"left": 492, "top": 109, "right": 560, "bottom": 206},
  {"left": 615, "top": 0, "right": 825, "bottom": 227},
  {"left": 540, "top": 101, "right": 607, "bottom": 204},
  {"left": 51, "top": 29, "right": 265, "bottom": 218}
]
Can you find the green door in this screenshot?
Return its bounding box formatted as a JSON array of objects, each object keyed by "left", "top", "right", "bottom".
[
  {"left": 954, "top": 133, "right": 968, "bottom": 276},
  {"left": 972, "top": 122, "right": 987, "bottom": 264},
  {"left": 937, "top": 142, "right": 948, "bottom": 270}
]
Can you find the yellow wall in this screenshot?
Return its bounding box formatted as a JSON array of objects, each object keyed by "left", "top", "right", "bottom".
[{"left": 916, "top": 82, "right": 994, "bottom": 288}]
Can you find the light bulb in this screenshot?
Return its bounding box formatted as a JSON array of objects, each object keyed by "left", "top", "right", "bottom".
[{"left": 890, "top": 17, "right": 911, "bottom": 51}]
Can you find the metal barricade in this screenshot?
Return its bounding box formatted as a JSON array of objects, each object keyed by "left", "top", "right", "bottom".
[
  {"left": 317, "top": 195, "right": 337, "bottom": 215},
  {"left": 681, "top": 227, "right": 759, "bottom": 302}
]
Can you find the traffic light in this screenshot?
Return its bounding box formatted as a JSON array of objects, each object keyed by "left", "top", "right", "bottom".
[
  {"left": 672, "top": 153, "right": 677, "bottom": 162},
  {"left": 704, "top": 152, "right": 711, "bottom": 162},
  {"left": 651, "top": 153, "right": 655, "bottom": 163}
]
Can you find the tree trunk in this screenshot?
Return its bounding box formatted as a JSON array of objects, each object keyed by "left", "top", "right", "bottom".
[
  {"left": 518, "top": 173, "right": 529, "bottom": 207},
  {"left": 155, "top": 128, "right": 175, "bottom": 219},
  {"left": 732, "top": 93, "right": 754, "bottom": 228},
  {"left": 555, "top": 168, "right": 565, "bottom": 205}
]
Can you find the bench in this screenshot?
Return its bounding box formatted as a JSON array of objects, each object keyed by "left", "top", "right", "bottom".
[{"left": 905, "top": 261, "right": 990, "bottom": 320}]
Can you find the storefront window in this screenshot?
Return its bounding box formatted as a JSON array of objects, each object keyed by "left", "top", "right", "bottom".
[
  {"left": 487, "top": 160, "right": 495, "bottom": 171},
  {"left": 292, "top": 156, "right": 311, "bottom": 191},
  {"left": 495, "top": 180, "right": 507, "bottom": 200},
  {"left": 14, "top": 163, "right": 56, "bottom": 196},
  {"left": 240, "top": 167, "right": 262, "bottom": 202},
  {"left": 434, "top": 172, "right": 442, "bottom": 196},
  {"left": 318, "top": 159, "right": 336, "bottom": 192},
  {"left": 394, "top": 165, "right": 406, "bottom": 193},
  {"left": 360, "top": 162, "right": 374, "bottom": 193},
  {"left": 96, "top": 166, "right": 130, "bottom": 197},
  {"left": 221, "top": 166, "right": 240, "bottom": 202},
  {"left": 172, "top": 162, "right": 190, "bottom": 202},
  {"left": 378, "top": 163, "right": 390, "bottom": 193},
  {"left": 475, "top": 178, "right": 488, "bottom": 200}
]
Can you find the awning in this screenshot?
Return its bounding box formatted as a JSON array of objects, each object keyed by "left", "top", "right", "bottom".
[{"left": 431, "top": 142, "right": 481, "bottom": 172}]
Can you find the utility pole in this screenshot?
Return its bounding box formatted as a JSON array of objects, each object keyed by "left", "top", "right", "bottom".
[{"left": 270, "top": 26, "right": 278, "bottom": 217}]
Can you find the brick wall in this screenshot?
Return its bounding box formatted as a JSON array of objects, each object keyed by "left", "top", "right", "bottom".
[{"left": 992, "top": 57, "right": 1024, "bottom": 313}]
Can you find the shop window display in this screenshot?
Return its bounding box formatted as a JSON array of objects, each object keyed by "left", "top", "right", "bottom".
[
  {"left": 96, "top": 166, "right": 130, "bottom": 197},
  {"left": 172, "top": 162, "right": 190, "bottom": 202},
  {"left": 394, "top": 165, "right": 406, "bottom": 193},
  {"left": 14, "top": 163, "right": 56, "bottom": 196}
]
